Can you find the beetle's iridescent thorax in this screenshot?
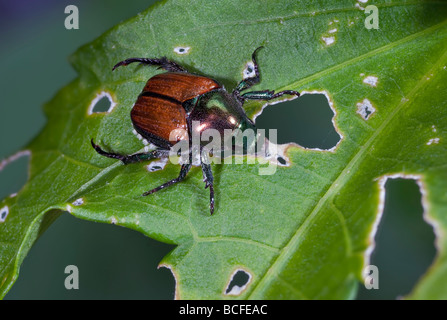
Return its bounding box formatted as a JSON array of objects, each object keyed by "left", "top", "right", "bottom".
[
  {"left": 189, "top": 89, "right": 255, "bottom": 134},
  {"left": 188, "top": 89, "right": 257, "bottom": 152}
]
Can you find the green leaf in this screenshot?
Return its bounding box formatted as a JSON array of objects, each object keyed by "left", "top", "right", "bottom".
[{"left": 1, "top": 0, "right": 447, "bottom": 299}]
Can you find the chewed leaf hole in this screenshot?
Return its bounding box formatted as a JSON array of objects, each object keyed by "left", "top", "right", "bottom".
[
  {"left": 243, "top": 61, "right": 256, "bottom": 79},
  {"left": 146, "top": 158, "right": 168, "bottom": 172},
  {"left": 0, "top": 150, "right": 30, "bottom": 200},
  {"left": 72, "top": 198, "right": 84, "bottom": 206},
  {"left": 358, "top": 177, "right": 436, "bottom": 300},
  {"left": 224, "top": 269, "right": 252, "bottom": 296},
  {"left": 362, "top": 75, "right": 379, "bottom": 87},
  {"left": 321, "top": 36, "right": 336, "bottom": 46},
  {"left": 0, "top": 206, "right": 8, "bottom": 223},
  {"left": 277, "top": 156, "right": 287, "bottom": 165},
  {"left": 255, "top": 92, "right": 341, "bottom": 150},
  {"left": 174, "top": 46, "right": 190, "bottom": 55},
  {"left": 88, "top": 92, "right": 116, "bottom": 114},
  {"left": 426, "top": 138, "right": 440, "bottom": 145},
  {"left": 357, "top": 98, "right": 376, "bottom": 120}
]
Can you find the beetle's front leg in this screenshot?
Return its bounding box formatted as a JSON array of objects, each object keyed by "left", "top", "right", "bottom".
[
  {"left": 240, "top": 89, "right": 300, "bottom": 102},
  {"left": 112, "top": 57, "right": 186, "bottom": 72},
  {"left": 91, "top": 139, "right": 168, "bottom": 164},
  {"left": 232, "top": 47, "right": 264, "bottom": 104}
]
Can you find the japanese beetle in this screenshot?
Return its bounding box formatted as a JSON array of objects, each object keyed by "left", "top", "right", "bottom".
[{"left": 91, "top": 47, "right": 300, "bottom": 215}]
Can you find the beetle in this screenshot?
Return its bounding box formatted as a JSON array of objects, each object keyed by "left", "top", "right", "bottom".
[{"left": 91, "top": 47, "right": 300, "bottom": 215}]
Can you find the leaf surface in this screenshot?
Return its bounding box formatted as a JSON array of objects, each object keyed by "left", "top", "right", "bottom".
[{"left": 1, "top": 0, "right": 447, "bottom": 299}]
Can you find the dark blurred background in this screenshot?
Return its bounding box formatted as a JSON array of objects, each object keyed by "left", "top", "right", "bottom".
[{"left": 0, "top": 0, "right": 436, "bottom": 299}]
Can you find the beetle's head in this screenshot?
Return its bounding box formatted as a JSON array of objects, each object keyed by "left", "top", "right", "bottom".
[{"left": 189, "top": 90, "right": 262, "bottom": 157}]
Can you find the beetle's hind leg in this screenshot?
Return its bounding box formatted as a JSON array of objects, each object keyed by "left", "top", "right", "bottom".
[
  {"left": 91, "top": 139, "right": 168, "bottom": 164},
  {"left": 112, "top": 57, "right": 186, "bottom": 72}
]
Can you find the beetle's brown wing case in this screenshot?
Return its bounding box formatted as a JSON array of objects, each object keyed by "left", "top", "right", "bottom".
[
  {"left": 131, "top": 72, "right": 221, "bottom": 149},
  {"left": 142, "top": 72, "right": 221, "bottom": 103},
  {"left": 131, "top": 94, "right": 188, "bottom": 149}
]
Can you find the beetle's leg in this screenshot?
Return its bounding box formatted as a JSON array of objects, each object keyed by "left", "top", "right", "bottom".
[
  {"left": 232, "top": 46, "right": 263, "bottom": 101},
  {"left": 142, "top": 163, "right": 192, "bottom": 196},
  {"left": 240, "top": 89, "right": 300, "bottom": 102},
  {"left": 200, "top": 151, "right": 215, "bottom": 215},
  {"left": 112, "top": 57, "right": 186, "bottom": 72},
  {"left": 201, "top": 164, "right": 215, "bottom": 215},
  {"left": 91, "top": 139, "right": 168, "bottom": 164}
]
